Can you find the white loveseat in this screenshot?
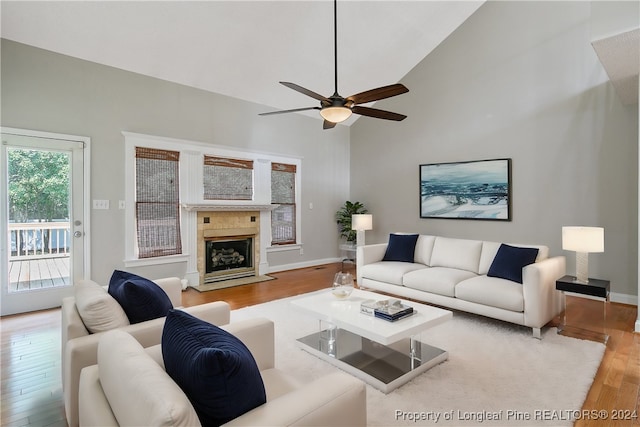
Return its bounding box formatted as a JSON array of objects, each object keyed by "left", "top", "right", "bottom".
[
  {"left": 357, "top": 235, "right": 566, "bottom": 338},
  {"left": 78, "top": 318, "right": 367, "bottom": 426},
  {"left": 62, "top": 277, "right": 231, "bottom": 427}
]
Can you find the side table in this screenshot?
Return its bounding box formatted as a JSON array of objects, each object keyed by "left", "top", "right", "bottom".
[
  {"left": 339, "top": 244, "right": 357, "bottom": 272},
  {"left": 556, "top": 275, "right": 609, "bottom": 344}
]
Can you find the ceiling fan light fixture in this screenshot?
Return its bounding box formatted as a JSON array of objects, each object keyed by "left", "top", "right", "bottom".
[{"left": 320, "top": 106, "right": 352, "bottom": 123}]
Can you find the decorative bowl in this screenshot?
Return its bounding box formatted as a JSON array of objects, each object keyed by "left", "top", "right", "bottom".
[{"left": 332, "top": 272, "right": 354, "bottom": 299}]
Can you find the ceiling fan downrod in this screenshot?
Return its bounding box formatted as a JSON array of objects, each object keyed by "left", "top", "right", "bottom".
[
  {"left": 332, "top": 0, "right": 339, "bottom": 97},
  {"left": 259, "top": 0, "right": 409, "bottom": 129}
]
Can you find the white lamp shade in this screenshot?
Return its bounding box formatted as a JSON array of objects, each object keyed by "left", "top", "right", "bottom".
[
  {"left": 352, "top": 214, "right": 373, "bottom": 231},
  {"left": 562, "top": 226, "right": 604, "bottom": 253}
]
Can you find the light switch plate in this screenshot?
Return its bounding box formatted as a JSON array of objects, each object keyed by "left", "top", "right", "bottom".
[{"left": 93, "top": 199, "right": 110, "bottom": 210}]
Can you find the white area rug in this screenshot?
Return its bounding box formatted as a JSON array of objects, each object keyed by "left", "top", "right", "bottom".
[{"left": 231, "top": 290, "right": 605, "bottom": 426}]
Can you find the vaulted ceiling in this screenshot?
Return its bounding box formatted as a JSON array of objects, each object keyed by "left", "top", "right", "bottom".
[{"left": 1, "top": 1, "right": 484, "bottom": 124}]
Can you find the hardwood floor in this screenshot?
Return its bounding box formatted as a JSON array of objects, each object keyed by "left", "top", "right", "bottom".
[{"left": 1, "top": 262, "right": 638, "bottom": 426}]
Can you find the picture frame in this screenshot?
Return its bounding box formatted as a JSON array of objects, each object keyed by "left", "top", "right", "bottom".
[{"left": 419, "top": 158, "right": 511, "bottom": 221}]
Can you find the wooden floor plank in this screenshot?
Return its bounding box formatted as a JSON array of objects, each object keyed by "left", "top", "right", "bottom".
[{"left": 8, "top": 257, "right": 70, "bottom": 292}]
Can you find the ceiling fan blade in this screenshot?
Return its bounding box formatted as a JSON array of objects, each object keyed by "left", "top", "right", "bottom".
[
  {"left": 346, "top": 84, "right": 409, "bottom": 105},
  {"left": 323, "top": 120, "right": 337, "bottom": 130},
  {"left": 280, "top": 82, "right": 330, "bottom": 103},
  {"left": 352, "top": 106, "right": 407, "bottom": 121},
  {"left": 259, "top": 106, "right": 320, "bottom": 116}
]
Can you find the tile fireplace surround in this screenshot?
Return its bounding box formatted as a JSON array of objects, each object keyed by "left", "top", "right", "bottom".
[{"left": 196, "top": 211, "right": 261, "bottom": 286}]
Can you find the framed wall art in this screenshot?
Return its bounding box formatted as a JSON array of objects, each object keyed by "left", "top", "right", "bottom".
[{"left": 419, "top": 158, "right": 511, "bottom": 221}]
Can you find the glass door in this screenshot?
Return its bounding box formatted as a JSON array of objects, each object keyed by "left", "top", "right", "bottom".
[{"left": 1, "top": 128, "right": 89, "bottom": 315}]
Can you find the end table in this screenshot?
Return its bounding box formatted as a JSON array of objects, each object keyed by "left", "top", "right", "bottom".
[{"left": 556, "top": 275, "right": 609, "bottom": 344}]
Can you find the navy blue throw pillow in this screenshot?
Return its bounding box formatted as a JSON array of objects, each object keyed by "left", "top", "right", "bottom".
[
  {"left": 162, "top": 310, "right": 266, "bottom": 426},
  {"left": 108, "top": 270, "right": 173, "bottom": 324},
  {"left": 382, "top": 234, "right": 419, "bottom": 263},
  {"left": 487, "top": 244, "right": 539, "bottom": 284}
]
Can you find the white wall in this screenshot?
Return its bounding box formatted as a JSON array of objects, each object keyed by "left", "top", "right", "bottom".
[
  {"left": 591, "top": 1, "right": 640, "bottom": 40},
  {"left": 350, "top": 1, "right": 639, "bottom": 302},
  {"left": 1, "top": 39, "right": 351, "bottom": 284}
]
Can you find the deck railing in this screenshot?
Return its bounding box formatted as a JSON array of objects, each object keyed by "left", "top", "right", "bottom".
[{"left": 8, "top": 221, "right": 71, "bottom": 260}]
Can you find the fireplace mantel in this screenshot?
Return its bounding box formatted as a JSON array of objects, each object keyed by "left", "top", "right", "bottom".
[{"left": 181, "top": 203, "right": 277, "bottom": 212}]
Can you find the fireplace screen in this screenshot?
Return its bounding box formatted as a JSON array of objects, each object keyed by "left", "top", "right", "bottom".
[{"left": 205, "top": 236, "right": 254, "bottom": 282}]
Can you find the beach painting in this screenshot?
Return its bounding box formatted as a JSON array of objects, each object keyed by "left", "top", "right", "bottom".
[{"left": 420, "top": 159, "right": 511, "bottom": 220}]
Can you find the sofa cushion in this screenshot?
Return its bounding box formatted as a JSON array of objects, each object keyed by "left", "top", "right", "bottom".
[
  {"left": 360, "top": 261, "right": 427, "bottom": 286},
  {"left": 414, "top": 235, "right": 437, "bottom": 266},
  {"left": 382, "top": 233, "right": 419, "bottom": 263},
  {"left": 97, "top": 329, "right": 201, "bottom": 427},
  {"left": 487, "top": 244, "right": 539, "bottom": 284},
  {"left": 260, "top": 368, "right": 303, "bottom": 401},
  {"left": 478, "top": 241, "right": 502, "bottom": 275},
  {"left": 455, "top": 276, "right": 524, "bottom": 312},
  {"left": 74, "top": 280, "right": 130, "bottom": 333},
  {"left": 108, "top": 270, "right": 173, "bottom": 324},
  {"left": 430, "top": 237, "right": 483, "bottom": 273},
  {"left": 403, "top": 267, "right": 477, "bottom": 297},
  {"left": 162, "top": 310, "right": 266, "bottom": 426}
]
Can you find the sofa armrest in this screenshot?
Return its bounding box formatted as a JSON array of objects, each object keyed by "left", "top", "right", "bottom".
[
  {"left": 183, "top": 301, "right": 231, "bottom": 327},
  {"left": 154, "top": 277, "right": 183, "bottom": 308},
  {"left": 222, "top": 317, "right": 274, "bottom": 371},
  {"left": 61, "top": 296, "right": 89, "bottom": 352},
  {"left": 78, "top": 365, "right": 119, "bottom": 427},
  {"left": 357, "top": 243, "right": 388, "bottom": 284},
  {"left": 64, "top": 301, "right": 230, "bottom": 427},
  {"left": 522, "top": 255, "right": 566, "bottom": 329},
  {"left": 223, "top": 372, "right": 367, "bottom": 427}
]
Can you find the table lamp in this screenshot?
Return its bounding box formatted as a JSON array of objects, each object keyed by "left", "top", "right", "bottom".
[
  {"left": 352, "top": 214, "right": 373, "bottom": 247},
  {"left": 562, "top": 226, "right": 604, "bottom": 284}
]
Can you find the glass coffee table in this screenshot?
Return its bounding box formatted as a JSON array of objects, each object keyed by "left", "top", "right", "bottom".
[{"left": 291, "top": 288, "right": 452, "bottom": 393}]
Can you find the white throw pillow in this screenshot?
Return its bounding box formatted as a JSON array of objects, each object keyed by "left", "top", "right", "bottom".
[
  {"left": 75, "top": 280, "right": 129, "bottom": 333},
  {"left": 98, "top": 330, "right": 201, "bottom": 426}
]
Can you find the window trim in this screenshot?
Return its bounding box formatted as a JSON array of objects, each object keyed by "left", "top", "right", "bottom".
[{"left": 123, "top": 132, "right": 302, "bottom": 267}]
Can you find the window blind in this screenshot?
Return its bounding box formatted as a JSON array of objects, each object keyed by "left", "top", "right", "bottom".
[
  {"left": 203, "top": 156, "right": 254, "bottom": 200},
  {"left": 271, "top": 163, "right": 296, "bottom": 245},
  {"left": 135, "top": 147, "right": 182, "bottom": 258}
]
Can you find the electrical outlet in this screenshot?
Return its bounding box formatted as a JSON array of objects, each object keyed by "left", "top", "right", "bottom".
[
  {"left": 300, "top": 247, "right": 304, "bottom": 255},
  {"left": 118, "top": 200, "right": 125, "bottom": 209},
  {"left": 92, "top": 199, "right": 110, "bottom": 210}
]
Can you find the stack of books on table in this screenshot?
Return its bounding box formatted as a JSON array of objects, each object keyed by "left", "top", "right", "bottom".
[{"left": 360, "top": 299, "right": 414, "bottom": 322}]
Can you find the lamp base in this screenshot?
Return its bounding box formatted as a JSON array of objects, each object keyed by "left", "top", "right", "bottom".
[{"left": 575, "top": 252, "right": 589, "bottom": 283}]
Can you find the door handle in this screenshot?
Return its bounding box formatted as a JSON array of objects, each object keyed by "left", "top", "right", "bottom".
[{"left": 74, "top": 231, "right": 83, "bottom": 238}]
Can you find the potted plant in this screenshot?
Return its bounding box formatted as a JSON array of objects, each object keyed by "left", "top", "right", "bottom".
[{"left": 336, "top": 201, "right": 368, "bottom": 244}]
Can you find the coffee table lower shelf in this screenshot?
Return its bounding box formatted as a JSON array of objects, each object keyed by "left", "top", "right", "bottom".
[{"left": 296, "top": 328, "right": 448, "bottom": 394}]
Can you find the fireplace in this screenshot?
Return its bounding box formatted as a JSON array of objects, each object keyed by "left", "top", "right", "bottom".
[
  {"left": 204, "top": 235, "right": 255, "bottom": 283},
  {"left": 194, "top": 211, "right": 261, "bottom": 286}
]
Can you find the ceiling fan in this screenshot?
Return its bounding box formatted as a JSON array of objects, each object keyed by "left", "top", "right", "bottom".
[{"left": 259, "top": 0, "right": 409, "bottom": 130}]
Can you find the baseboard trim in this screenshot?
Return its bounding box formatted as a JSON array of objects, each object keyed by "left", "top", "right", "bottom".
[
  {"left": 610, "top": 292, "right": 638, "bottom": 306},
  {"left": 268, "top": 257, "right": 342, "bottom": 274}
]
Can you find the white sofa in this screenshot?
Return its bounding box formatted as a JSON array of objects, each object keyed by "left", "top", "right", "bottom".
[
  {"left": 357, "top": 235, "right": 566, "bottom": 338},
  {"left": 78, "top": 317, "right": 367, "bottom": 426},
  {"left": 62, "top": 277, "right": 231, "bottom": 427}
]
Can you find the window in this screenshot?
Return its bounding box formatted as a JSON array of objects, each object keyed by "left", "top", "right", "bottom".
[
  {"left": 203, "top": 156, "right": 253, "bottom": 200},
  {"left": 271, "top": 163, "right": 296, "bottom": 245},
  {"left": 135, "top": 147, "right": 182, "bottom": 258}
]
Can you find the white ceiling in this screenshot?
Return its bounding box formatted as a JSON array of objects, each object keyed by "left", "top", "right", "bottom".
[{"left": 0, "top": 1, "right": 484, "bottom": 124}]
